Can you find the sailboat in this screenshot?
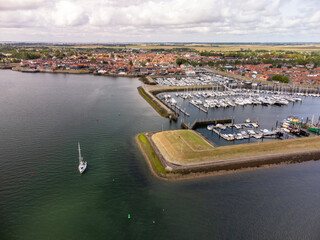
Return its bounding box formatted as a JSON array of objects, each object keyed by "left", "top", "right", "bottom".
[{"left": 78, "top": 142, "right": 87, "bottom": 174}]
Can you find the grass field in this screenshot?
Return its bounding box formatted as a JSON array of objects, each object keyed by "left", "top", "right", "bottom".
[
  {"left": 152, "top": 130, "right": 320, "bottom": 165},
  {"left": 67, "top": 44, "right": 320, "bottom": 52},
  {"left": 119, "top": 44, "right": 320, "bottom": 52},
  {"left": 138, "top": 133, "right": 167, "bottom": 175}
]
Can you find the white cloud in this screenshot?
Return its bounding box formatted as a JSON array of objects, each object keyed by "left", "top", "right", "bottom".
[
  {"left": 0, "top": 0, "right": 48, "bottom": 10},
  {"left": 0, "top": 0, "right": 319, "bottom": 42},
  {"left": 53, "top": 1, "right": 89, "bottom": 27}
]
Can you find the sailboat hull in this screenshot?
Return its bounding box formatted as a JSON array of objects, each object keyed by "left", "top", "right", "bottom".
[{"left": 78, "top": 162, "right": 87, "bottom": 174}]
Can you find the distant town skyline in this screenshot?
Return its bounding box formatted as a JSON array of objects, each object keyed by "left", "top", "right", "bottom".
[{"left": 1, "top": 0, "right": 320, "bottom": 43}]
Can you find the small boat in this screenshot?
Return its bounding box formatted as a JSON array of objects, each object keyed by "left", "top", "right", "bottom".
[
  {"left": 307, "top": 125, "right": 320, "bottom": 134},
  {"left": 78, "top": 142, "right": 87, "bottom": 174},
  {"left": 281, "top": 128, "right": 290, "bottom": 133},
  {"left": 235, "top": 133, "right": 244, "bottom": 140},
  {"left": 253, "top": 133, "right": 263, "bottom": 139},
  {"left": 248, "top": 129, "right": 256, "bottom": 135},
  {"left": 227, "top": 134, "right": 235, "bottom": 141},
  {"left": 207, "top": 124, "right": 214, "bottom": 131},
  {"left": 241, "top": 130, "right": 249, "bottom": 139},
  {"left": 216, "top": 124, "right": 227, "bottom": 130},
  {"left": 252, "top": 123, "right": 259, "bottom": 128}
]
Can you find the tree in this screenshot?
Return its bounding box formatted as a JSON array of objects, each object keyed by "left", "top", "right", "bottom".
[
  {"left": 67, "top": 50, "right": 74, "bottom": 56},
  {"left": 272, "top": 74, "right": 283, "bottom": 82},
  {"left": 176, "top": 58, "right": 188, "bottom": 66},
  {"left": 272, "top": 74, "right": 289, "bottom": 83},
  {"left": 44, "top": 52, "right": 52, "bottom": 59},
  {"left": 53, "top": 50, "right": 65, "bottom": 59},
  {"left": 282, "top": 76, "right": 289, "bottom": 83}
]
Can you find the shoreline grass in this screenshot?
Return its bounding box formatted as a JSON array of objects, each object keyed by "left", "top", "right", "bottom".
[
  {"left": 137, "top": 133, "right": 167, "bottom": 176},
  {"left": 138, "top": 87, "right": 169, "bottom": 118}
]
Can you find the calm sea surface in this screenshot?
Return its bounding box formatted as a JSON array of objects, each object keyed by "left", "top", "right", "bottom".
[{"left": 1, "top": 70, "right": 320, "bottom": 240}]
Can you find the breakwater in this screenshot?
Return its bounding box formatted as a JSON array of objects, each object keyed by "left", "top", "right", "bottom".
[
  {"left": 137, "top": 86, "right": 178, "bottom": 120},
  {"left": 139, "top": 131, "right": 320, "bottom": 180},
  {"left": 181, "top": 118, "right": 232, "bottom": 129},
  {"left": 138, "top": 84, "right": 221, "bottom": 120}
]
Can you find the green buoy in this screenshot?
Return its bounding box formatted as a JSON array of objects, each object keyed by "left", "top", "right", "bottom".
[{"left": 128, "top": 214, "right": 131, "bottom": 219}]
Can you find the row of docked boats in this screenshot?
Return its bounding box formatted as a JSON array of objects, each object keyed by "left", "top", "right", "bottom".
[
  {"left": 210, "top": 122, "right": 259, "bottom": 130},
  {"left": 188, "top": 95, "right": 298, "bottom": 109},
  {"left": 212, "top": 129, "right": 277, "bottom": 141},
  {"left": 158, "top": 89, "right": 304, "bottom": 111},
  {"left": 282, "top": 116, "right": 320, "bottom": 136},
  {"left": 207, "top": 120, "right": 281, "bottom": 141},
  {"left": 220, "top": 130, "right": 265, "bottom": 141},
  {"left": 175, "top": 88, "right": 307, "bottom": 99},
  {"left": 155, "top": 74, "right": 226, "bottom": 87}
]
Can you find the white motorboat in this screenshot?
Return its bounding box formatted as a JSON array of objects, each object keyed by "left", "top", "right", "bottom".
[
  {"left": 207, "top": 124, "right": 215, "bottom": 131},
  {"left": 235, "top": 133, "right": 244, "bottom": 140},
  {"left": 78, "top": 142, "right": 87, "bottom": 174}
]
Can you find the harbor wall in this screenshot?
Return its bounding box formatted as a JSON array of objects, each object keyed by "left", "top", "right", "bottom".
[
  {"left": 0, "top": 63, "right": 20, "bottom": 69},
  {"left": 173, "top": 149, "right": 320, "bottom": 176},
  {"left": 137, "top": 86, "right": 178, "bottom": 120}
]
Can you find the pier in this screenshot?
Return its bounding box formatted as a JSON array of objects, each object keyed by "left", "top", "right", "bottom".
[
  {"left": 173, "top": 104, "right": 190, "bottom": 117},
  {"left": 189, "top": 101, "right": 208, "bottom": 113},
  {"left": 181, "top": 118, "right": 232, "bottom": 130}
]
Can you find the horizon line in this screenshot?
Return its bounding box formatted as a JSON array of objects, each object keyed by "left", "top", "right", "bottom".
[{"left": 1, "top": 41, "right": 320, "bottom": 45}]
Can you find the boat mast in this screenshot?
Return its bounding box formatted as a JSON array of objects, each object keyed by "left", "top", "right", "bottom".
[{"left": 78, "top": 142, "right": 82, "bottom": 163}]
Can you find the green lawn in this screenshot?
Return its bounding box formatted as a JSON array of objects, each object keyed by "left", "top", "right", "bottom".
[
  {"left": 152, "top": 130, "right": 320, "bottom": 165},
  {"left": 138, "top": 133, "right": 167, "bottom": 175}
]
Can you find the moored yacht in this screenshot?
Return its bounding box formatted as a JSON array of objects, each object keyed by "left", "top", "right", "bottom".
[{"left": 78, "top": 142, "right": 87, "bottom": 174}]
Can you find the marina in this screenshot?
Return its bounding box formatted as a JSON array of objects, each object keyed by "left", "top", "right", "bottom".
[
  {"left": 157, "top": 88, "right": 306, "bottom": 111},
  {"left": 209, "top": 121, "right": 283, "bottom": 141},
  {"left": 154, "top": 83, "right": 320, "bottom": 146}
]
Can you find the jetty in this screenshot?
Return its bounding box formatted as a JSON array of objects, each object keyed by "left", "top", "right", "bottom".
[
  {"left": 189, "top": 100, "right": 208, "bottom": 113},
  {"left": 173, "top": 104, "right": 190, "bottom": 117},
  {"left": 181, "top": 118, "right": 232, "bottom": 130}
]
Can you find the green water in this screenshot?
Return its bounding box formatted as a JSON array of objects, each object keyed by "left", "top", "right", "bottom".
[{"left": 1, "top": 70, "right": 320, "bottom": 240}]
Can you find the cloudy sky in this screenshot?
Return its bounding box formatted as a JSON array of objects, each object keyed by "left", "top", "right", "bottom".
[{"left": 0, "top": 0, "right": 319, "bottom": 43}]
